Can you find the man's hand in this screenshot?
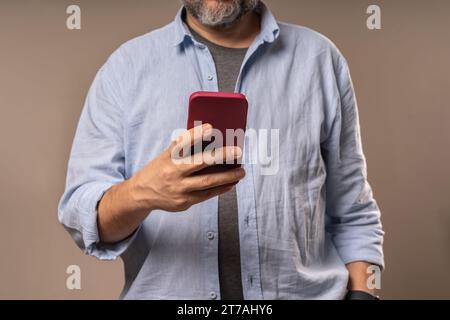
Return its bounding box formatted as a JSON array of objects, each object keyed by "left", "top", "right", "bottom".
[
  {"left": 131, "top": 123, "right": 245, "bottom": 212},
  {"left": 97, "top": 123, "right": 245, "bottom": 243}
]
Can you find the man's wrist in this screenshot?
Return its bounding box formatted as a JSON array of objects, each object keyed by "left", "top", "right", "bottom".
[{"left": 127, "top": 175, "right": 156, "bottom": 212}]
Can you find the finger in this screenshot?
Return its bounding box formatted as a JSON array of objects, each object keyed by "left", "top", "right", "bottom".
[
  {"left": 179, "top": 146, "right": 242, "bottom": 175},
  {"left": 168, "top": 123, "right": 211, "bottom": 164},
  {"left": 189, "top": 183, "right": 235, "bottom": 205},
  {"left": 183, "top": 167, "right": 246, "bottom": 192},
  {"left": 169, "top": 123, "right": 212, "bottom": 156}
]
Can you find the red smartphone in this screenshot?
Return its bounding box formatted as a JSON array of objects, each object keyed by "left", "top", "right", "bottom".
[{"left": 187, "top": 91, "right": 248, "bottom": 174}]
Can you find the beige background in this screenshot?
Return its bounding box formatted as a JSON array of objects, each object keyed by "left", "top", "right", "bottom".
[{"left": 0, "top": 0, "right": 449, "bottom": 299}]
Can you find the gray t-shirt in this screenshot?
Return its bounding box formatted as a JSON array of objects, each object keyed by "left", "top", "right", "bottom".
[{"left": 189, "top": 27, "right": 247, "bottom": 300}]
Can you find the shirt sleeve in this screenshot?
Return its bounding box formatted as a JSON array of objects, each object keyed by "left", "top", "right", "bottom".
[
  {"left": 322, "top": 53, "right": 385, "bottom": 269},
  {"left": 58, "top": 48, "right": 138, "bottom": 261}
]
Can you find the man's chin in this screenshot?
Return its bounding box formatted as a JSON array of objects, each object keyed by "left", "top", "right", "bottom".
[{"left": 183, "top": 0, "right": 256, "bottom": 29}]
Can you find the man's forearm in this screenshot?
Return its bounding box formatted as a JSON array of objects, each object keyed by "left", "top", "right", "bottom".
[
  {"left": 97, "top": 178, "right": 151, "bottom": 244},
  {"left": 346, "top": 261, "right": 376, "bottom": 294}
]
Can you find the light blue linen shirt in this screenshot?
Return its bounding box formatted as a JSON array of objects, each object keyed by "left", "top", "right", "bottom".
[{"left": 58, "top": 4, "right": 384, "bottom": 300}]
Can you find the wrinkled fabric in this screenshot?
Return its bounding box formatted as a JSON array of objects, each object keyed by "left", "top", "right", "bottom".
[{"left": 58, "top": 4, "right": 384, "bottom": 300}]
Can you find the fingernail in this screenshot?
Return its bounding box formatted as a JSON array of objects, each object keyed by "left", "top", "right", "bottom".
[{"left": 203, "top": 124, "right": 213, "bottom": 136}]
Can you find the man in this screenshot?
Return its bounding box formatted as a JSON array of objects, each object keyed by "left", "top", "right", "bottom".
[{"left": 59, "top": 0, "right": 384, "bottom": 300}]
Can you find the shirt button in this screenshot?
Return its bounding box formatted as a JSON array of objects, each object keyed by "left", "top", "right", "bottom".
[
  {"left": 207, "top": 231, "right": 215, "bottom": 240},
  {"left": 207, "top": 75, "right": 214, "bottom": 81},
  {"left": 209, "top": 291, "right": 217, "bottom": 300}
]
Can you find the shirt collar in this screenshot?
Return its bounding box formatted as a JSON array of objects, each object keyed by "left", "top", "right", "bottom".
[{"left": 171, "top": 2, "right": 280, "bottom": 47}]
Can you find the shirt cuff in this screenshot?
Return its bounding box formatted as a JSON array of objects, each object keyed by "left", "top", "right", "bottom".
[
  {"left": 76, "top": 182, "right": 140, "bottom": 261},
  {"left": 332, "top": 228, "right": 385, "bottom": 270}
]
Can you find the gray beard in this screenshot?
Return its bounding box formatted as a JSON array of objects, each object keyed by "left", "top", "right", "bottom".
[{"left": 181, "top": 0, "right": 260, "bottom": 29}]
